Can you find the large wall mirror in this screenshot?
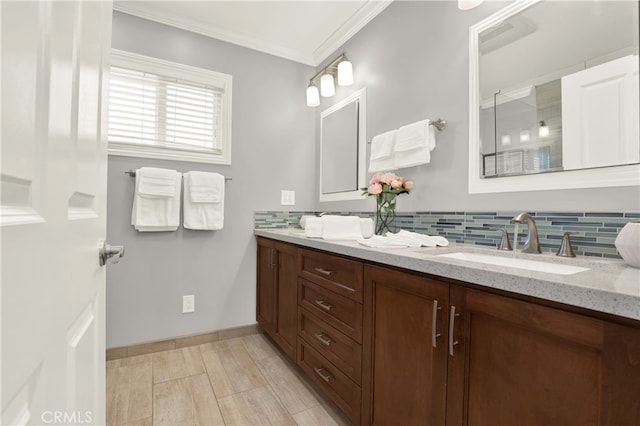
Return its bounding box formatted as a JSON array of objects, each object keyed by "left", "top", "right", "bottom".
[
  {"left": 319, "top": 88, "right": 367, "bottom": 201},
  {"left": 469, "top": 0, "right": 639, "bottom": 193}
]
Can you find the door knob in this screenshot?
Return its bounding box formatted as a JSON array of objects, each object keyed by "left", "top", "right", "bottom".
[{"left": 99, "top": 241, "right": 125, "bottom": 266}]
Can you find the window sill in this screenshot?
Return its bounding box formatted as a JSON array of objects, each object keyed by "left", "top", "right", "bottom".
[{"left": 108, "top": 143, "right": 231, "bottom": 165}]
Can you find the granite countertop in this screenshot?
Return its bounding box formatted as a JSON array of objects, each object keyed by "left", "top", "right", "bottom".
[{"left": 255, "top": 228, "right": 640, "bottom": 321}]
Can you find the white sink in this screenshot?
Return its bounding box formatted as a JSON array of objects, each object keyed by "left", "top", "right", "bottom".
[{"left": 437, "top": 252, "right": 590, "bottom": 275}]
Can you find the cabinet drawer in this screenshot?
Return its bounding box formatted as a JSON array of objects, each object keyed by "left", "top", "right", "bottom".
[
  {"left": 297, "top": 339, "right": 361, "bottom": 425},
  {"left": 299, "top": 279, "right": 363, "bottom": 343},
  {"left": 299, "top": 249, "right": 363, "bottom": 302},
  {"left": 298, "top": 307, "right": 362, "bottom": 385}
]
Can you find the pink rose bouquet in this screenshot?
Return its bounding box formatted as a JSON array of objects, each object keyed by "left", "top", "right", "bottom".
[{"left": 362, "top": 172, "right": 413, "bottom": 234}]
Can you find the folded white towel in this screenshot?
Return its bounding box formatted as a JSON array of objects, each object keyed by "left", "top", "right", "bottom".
[
  {"left": 183, "top": 171, "right": 225, "bottom": 230},
  {"left": 188, "top": 171, "right": 223, "bottom": 203},
  {"left": 304, "top": 216, "right": 374, "bottom": 240},
  {"left": 394, "top": 119, "right": 437, "bottom": 169},
  {"left": 360, "top": 218, "right": 375, "bottom": 239},
  {"left": 304, "top": 217, "right": 323, "bottom": 238},
  {"left": 131, "top": 167, "right": 181, "bottom": 232},
  {"left": 321, "top": 215, "right": 363, "bottom": 240},
  {"left": 396, "top": 230, "right": 449, "bottom": 247},
  {"left": 358, "top": 235, "right": 411, "bottom": 248},
  {"left": 368, "top": 130, "right": 398, "bottom": 172}
]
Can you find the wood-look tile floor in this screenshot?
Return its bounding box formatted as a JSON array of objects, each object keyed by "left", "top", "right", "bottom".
[{"left": 106, "top": 333, "right": 350, "bottom": 426}]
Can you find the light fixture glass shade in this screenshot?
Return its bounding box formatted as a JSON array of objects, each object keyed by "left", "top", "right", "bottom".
[
  {"left": 337, "top": 60, "right": 353, "bottom": 86},
  {"left": 320, "top": 73, "right": 335, "bottom": 97},
  {"left": 458, "top": 0, "right": 484, "bottom": 10},
  {"left": 306, "top": 84, "right": 320, "bottom": 107},
  {"left": 539, "top": 121, "right": 549, "bottom": 138}
]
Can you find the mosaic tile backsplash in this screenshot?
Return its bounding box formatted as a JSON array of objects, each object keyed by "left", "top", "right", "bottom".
[{"left": 254, "top": 211, "right": 640, "bottom": 259}]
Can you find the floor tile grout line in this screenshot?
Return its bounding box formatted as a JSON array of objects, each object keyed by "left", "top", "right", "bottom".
[{"left": 197, "top": 341, "right": 231, "bottom": 425}]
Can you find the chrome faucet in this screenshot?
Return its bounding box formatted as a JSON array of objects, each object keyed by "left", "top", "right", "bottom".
[{"left": 512, "top": 212, "right": 541, "bottom": 253}]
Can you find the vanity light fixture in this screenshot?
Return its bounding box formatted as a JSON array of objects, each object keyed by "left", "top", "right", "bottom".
[
  {"left": 306, "top": 53, "right": 353, "bottom": 107},
  {"left": 458, "top": 0, "right": 484, "bottom": 10},
  {"left": 520, "top": 130, "right": 531, "bottom": 143},
  {"left": 539, "top": 120, "right": 550, "bottom": 138},
  {"left": 320, "top": 73, "right": 335, "bottom": 97},
  {"left": 306, "top": 82, "right": 320, "bottom": 107}
]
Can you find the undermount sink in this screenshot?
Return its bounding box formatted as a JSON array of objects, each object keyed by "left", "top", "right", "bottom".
[{"left": 437, "top": 252, "right": 590, "bottom": 275}]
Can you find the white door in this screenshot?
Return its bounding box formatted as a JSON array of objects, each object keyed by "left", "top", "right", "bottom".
[
  {"left": 1, "top": 1, "right": 112, "bottom": 424},
  {"left": 562, "top": 55, "right": 640, "bottom": 170}
]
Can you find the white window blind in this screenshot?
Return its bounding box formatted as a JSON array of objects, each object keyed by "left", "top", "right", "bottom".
[{"left": 108, "top": 50, "right": 232, "bottom": 164}]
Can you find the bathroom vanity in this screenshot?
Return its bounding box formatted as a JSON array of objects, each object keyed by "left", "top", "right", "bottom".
[{"left": 255, "top": 229, "right": 640, "bottom": 425}]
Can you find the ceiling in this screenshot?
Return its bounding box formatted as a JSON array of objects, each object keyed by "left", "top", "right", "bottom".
[{"left": 113, "top": 0, "right": 393, "bottom": 66}]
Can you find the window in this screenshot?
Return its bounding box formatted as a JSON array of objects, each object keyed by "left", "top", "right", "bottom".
[{"left": 108, "top": 50, "right": 232, "bottom": 164}]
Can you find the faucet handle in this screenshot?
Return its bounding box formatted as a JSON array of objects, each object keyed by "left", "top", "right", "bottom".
[
  {"left": 490, "top": 228, "right": 512, "bottom": 251},
  {"left": 557, "top": 231, "right": 577, "bottom": 257}
]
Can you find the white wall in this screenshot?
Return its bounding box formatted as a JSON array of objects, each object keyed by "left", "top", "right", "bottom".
[
  {"left": 107, "top": 12, "right": 316, "bottom": 348},
  {"left": 314, "top": 1, "right": 640, "bottom": 213}
]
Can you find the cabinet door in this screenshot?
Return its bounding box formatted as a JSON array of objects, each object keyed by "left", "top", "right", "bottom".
[
  {"left": 447, "top": 286, "right": 640, "bottom": 426},
  {"left": 274, "top": 241, "right": 298, "bottom": 358},
  {"left": 362, "top": 265, "right": 449, "bottom": 426},
  {"left": 256, "top": 238, "right": 276, "bottom": 333}
]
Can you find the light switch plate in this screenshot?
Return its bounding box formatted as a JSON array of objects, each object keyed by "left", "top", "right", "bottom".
[{"left": 281, "top": 190, "right": 295, "bottom": 206}]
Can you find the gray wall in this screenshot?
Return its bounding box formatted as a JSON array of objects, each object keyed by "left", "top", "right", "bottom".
[
  {"left": 314, "top": 1, "right": 640, "bottom": 213},
  {"left": 107, "top": 12, "right": 316, "bottom": 348}
]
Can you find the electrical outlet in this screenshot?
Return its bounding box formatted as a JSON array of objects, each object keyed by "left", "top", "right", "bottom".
[
  {"left": 281, "top": 190, "right": 295, "bottom": 206},
  {"left": 182, "top": 295, "right": 195, "bottom": 313}
]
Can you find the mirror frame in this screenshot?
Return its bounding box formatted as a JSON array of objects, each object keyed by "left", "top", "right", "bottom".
[
  {"left": 319, "top": 88, "right": 367, "bottom": 202},
  {"left": 468, "top": 0, "right": 640, "bottom": 194}
]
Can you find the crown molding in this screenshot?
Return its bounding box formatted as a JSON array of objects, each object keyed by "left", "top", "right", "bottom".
[
  {"left": 313, "top": 0, "right": 393, "bottom": 65},
  {"left": 113, "top": 1, "right": 392, "bottom": 67}
]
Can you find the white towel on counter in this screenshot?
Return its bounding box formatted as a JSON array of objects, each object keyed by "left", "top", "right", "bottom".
[
  {"left": 394, "top": 119, "right": 437, "bottom": 168},
  {"left": 368, "top": 130, "right": 398, "bottom": 172},
  {"left": 303, "top": 216, "right": 375, "bottom": 240},
  {"left": 183, "top": 171, "right": 225, "bottom": 230},
  {"left": 131, "top": 167, "right": 182, "bottom": 232},
  {"left": 357, "top": 230, "right": 450, "bottom": 248}
]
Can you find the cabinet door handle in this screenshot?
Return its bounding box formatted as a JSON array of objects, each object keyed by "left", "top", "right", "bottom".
[
  {"left": 269, "top": 248, "right": 275, "bottom": 268},
  {"left": 314, "top": 332, "right": 332, "bottom": 346},
  {"left": 449, "top": 305, "right": 460, "bottom": 356},
  {"left": 432, "top": 300, "right": 442, "bottom": 348},
  {"left": 313, "top": 367, "right": 332, "bottom": 383},
  {"left": 314, "top": 300, "right": 333, "bottom": 311},
  {"left": 314, "top": 267, "right": 334, "bottom": 276}
]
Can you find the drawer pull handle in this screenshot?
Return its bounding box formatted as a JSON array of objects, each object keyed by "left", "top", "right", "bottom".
[
  {"left": 432, "top": 300, "right": 442, "bottom": 348},
  {"left": 314, "top": 300, "right": 333, "bottom": 311},
  {"left": 314, "top": 267, "right": 334, "bottom": 276},
  {"left": 449, "top": 306, "right": 461, "bottom": 356},
  {"left": 313, "top": 367, "right": 332, "bottom": 383},
  {"left": 314, "top": 333, "right": 332, "bottom": 346}
]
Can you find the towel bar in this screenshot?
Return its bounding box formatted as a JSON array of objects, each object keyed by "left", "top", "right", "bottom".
[
  {"left": 125, "top": 170, "right": 232, "bottom": 181},
  {"left": 367, "top": 118, "right": 446, "bottom": 144}
]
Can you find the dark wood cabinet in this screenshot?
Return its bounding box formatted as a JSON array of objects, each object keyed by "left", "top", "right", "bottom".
[
  {"left": 362, "top": 264, "right": 449, "bottom": 426},
  {"left": 256, "top": 237, "right": 297, "bottom": 358},
  {"left": 446, "top": 285, "right": 640, "bottom": 426},
  {"left": 257, "top": 237, "right": 640, "bottom": 426}
]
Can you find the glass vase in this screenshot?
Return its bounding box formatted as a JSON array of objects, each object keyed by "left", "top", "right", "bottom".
[{"left": 375, "top": 193, "right": 397, "bottom": 235}]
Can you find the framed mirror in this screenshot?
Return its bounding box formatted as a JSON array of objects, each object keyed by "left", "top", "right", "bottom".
[
  {"left": 469, "top": 0, "right": 639, "bottom": 193},
  {"left": 319, "top": 88, "right": 367, "bottom": 201}
]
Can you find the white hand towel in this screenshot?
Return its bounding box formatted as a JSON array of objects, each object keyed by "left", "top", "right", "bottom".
[
  {"left": 304, "top": 217, "right": 323, "bottom": 238},
  {"left": 360, "top": 218, "right": 375, "bottom": 239},
  {"left": 368, "top": 130, "right": 398, "bottom": 172},
  {"left": 394, "top": 119, "right": 437, "bottom": 169},
  {"left": 131, "top": 167, "right": 181, "bottom": 232},
  {"left": 321, "top": 215, "right": 364, "bottom": 240},
  {"left": 357, "top": 235, "right": 411, "bottom": 248},
  {"left": 183, "top": 171, "right": 225, "bottom": 230}
]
